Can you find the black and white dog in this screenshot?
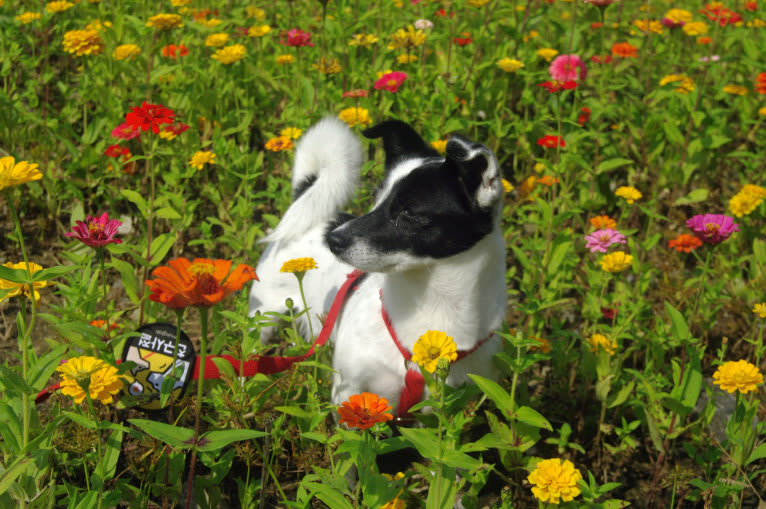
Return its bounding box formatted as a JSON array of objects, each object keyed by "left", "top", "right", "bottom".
[{"left": 249, "top": 117, "right": 506, "bottom": 413}]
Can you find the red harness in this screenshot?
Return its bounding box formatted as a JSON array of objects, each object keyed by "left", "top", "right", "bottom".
[{"left": 380, "top": 295, "right": 492, "bottom": 419}]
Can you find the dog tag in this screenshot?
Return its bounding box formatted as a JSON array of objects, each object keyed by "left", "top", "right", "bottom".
[{"left": 120, "top": 322, "right": 195, "bottom": 411}]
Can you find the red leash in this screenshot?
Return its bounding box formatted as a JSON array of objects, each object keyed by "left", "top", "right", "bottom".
[{"left": 35, "top": 270, "right": 366, "bottom": 405}]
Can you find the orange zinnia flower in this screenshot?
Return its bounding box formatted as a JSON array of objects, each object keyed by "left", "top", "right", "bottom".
[
  {"left": 338, "top": 392, "right": 394, "bottom": 430},
  {"left": 590, "top": 215, "right": 617, "bottom": 230},
  {"left": 668, "top": 233, "right": 703, "bottom": 252},
  {"left": 611, "top": 42, "right": 638, "bottom": 58},
  {"left": 145, "top": 258, "right": 258, "bottom": 309}
]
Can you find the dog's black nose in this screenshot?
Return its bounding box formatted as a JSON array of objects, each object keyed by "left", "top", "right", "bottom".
[{"left": 326, "top": 229, "right": 350, "bottom": 254}]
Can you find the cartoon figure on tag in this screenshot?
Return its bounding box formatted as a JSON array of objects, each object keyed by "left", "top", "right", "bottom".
[{"left": 121, "top": 323, "right": 195, "bottom": 411}]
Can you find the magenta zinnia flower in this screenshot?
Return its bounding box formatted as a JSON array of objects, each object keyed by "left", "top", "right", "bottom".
[
  {"left": 374, "top": 71, "right": 408, "bottom": 93},
  {"left": 66, "top": 213, "right": 123, "bottom": 248},
  {"left": 549, "top": 54, "right": 587, "bottom": 82},
  {"left": 282, "top": 28, "right": 314, "bottom": 47},
  {"left": 685, "top": 214, "right": 739, "bottom": 245},
  {"left": 584, "top": 228, "right": 627, "bottom": 253}
]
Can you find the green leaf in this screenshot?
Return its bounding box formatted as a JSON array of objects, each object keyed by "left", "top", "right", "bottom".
[
  {"left": 596, "top": 158, "right": 633, "bottom": 174},
  {"left": 302, "top": 482, "right": 353, "bottom": 509},
  {"left": 0, "top": 401, "right": 22, "bottom": 454},
  {"left": 547, "top": 240, "right": 572, "bottom": 275},
  {"left": 197, "top": 429, "right": 267, "bottom": 452},
  {"left": 27, "top": 345, "right": 68, "bottom": 391},
  {"left": 129, "top": 419, "right": 194, "bottom": 449},
  {"left": 33, "top": 265, "right": 78, "bottom": 281},
  {"left": 514, "top": 406, "right": 552, "bottom": 431},
  {"left": 120, "top": 189, "right": 149, "bottom": 216},
  {"left": 607, "top": 381, "right": 635, "bottom": 409},
  {"left": 664, "top": 302, "right": 689, "bottom": 341},
  {"left": 746, "top": 443, "right": 766, "bottom": 465},
  {"left": 300, "top": 431, "right": 328, "bottom": 444},
  {"left": 110, "top": 258, "right": 139, "bottom": 303},
  {"left": 155, "top": 206, "right": 181, "bottom": 220},
  {"left": 440, "top": 449, "right": 482, "bottom": 470},
  {"left": 398, "top": 427, "right": 441, "bottom": 460},
  {"left": 63, "top": 411, "right": 99, "bottom": 430},
  {"left": 0, "top": 265, "right": 29, "bottom": 284},
  {"left": 0, "top": 365, "right": 35, "bottom": 394},
  {"left": 149, "top": 233, "right": 175, "bottom": 264},
  {"left": 673, "top": 188, "right": 709, "bottom": 206},
  {"left": 0, "top": 455, "right": 33, "bottom": 497},
  {"left": 95, "top": 430, "right": 123, "bottom": 479},
  {"left": 467, "top": 374, "right": 512, "bottom": 417}
]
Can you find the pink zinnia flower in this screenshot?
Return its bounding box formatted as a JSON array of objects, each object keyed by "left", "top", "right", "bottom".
[
  {"left": 111, "top": 122, "right": 141, "bottom": 140},
  {"left": 549, "top": 54, "right": 587, "bottom": 82},
  {"left": 584, "top": 0, "right": 620, "bottom": 6},
  {"left": 104, "top": 145, "right": 130, "bottom": 158},
  {"left": 584, "top": 228, "right": 627, "bottom": 253},
  {"left": 685, "top": 214, "right": 739, "bottom": 244},
  {"left": 374, "top": 71, "right": 408, "bottom": 93},
  {"left": 66, "top": 212, "right": 123, "bottom": 248},
  {"left": 282, "top": 28, "right": 314, "bottom": 47}
]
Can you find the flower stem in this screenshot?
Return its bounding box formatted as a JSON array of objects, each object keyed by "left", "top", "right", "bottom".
[
  {"left": 98, "top": 249, "right": 111, "bottom": 339},
  {"left": 185, "top": 307, "right": 209, "bottom": 509},
  {"left": 297, "top": 276, "right": 315, "bottom": 341}
]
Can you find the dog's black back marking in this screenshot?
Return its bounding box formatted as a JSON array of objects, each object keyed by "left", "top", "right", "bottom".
[{"left": 363, "top": 120, "right": 439, "bottom": 173}]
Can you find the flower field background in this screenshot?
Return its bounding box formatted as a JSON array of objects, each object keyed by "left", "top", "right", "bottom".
[{"left": 1, "top": 0, "right": 765, "bottom": 507}]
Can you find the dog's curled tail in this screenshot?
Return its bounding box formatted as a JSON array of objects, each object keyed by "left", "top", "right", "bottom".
[{"left": 262, "top": 117, "right": 363, "bottom": 243}]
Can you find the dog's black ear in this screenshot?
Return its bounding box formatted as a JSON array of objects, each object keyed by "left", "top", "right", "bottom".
[
  {"left": 363, "top": 120, "right": 439, "bottom": 173},
  {"left": 445, "top": 134, "right": 502, "bottom": 209}
]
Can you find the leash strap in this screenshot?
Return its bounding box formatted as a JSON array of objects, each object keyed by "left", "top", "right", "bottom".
[{"left": 35, "top": 269, "right": 367, "bottom": 405}]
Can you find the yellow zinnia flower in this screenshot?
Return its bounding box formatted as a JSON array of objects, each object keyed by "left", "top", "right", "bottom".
[
  {"left": 753, "top": 302, "right": 766, "bottom": 318},
  {"left": 502, "top": 179, "right": 514, "bottom": 193},
  {"left": 760, "top": 106, "right": 766, "bottom": 117},
  {"left": 188, "top": 151, "right": 215, "bottom": 170},
  {"left": 600, "top": 251, "right": 633, "bottom": 273},
  {"left": 396, "top": 54, "right": 418, "bottom": 64},
  {"left": 588, "top": 333, "right": 617, "bottom": 355},
  {"left": 349, "top": 33, "right": 379, "bottom": 48},
  {"left": 211, "top": 44, "right": 246, "bottom": 64},
  {"left": 723, "top": 85, "right": 748, "bottom": 96},
  {"left": 205, "top": 33, "right": 230, "bottom": 47},
  {"left": 536, "top": 48, "right": 558, "bottom": 62},
  {"left": 84, "top": 20, "right": 112, "bottom": 32},
  {"left": 659, "top": 74, "right": 695, "bottom": 94},
  {"left": 682, "top": 21, "right": 708, "bottom": 36},
  {"left": 411, "top": 330, "right": 458, "bottom": 374},
  {"left": 388, "top": 25, "right": 426, "bottom": 50},
  {"left": 280, "top": 257, "right": 318, "bottom": 274},
  {"left": 113, "top": 44, "right": 141, "bottom": 60},
  {"left": 248, "top": 25, "right": 271, "bottom": 37},
  {"left": 466, "top": 0, "right": 490, "bottom": 7},
  {"left": 16, "top": 12, "right": 42, "bottom": 24},
  {"left": 265, "top": 136, "right": 294, "bottom": 152},
  {"left": 664, "top": 8, "right": 692, "bottom": 24},
  {"left": 430, "top": 140, "right": 447, "bottom": 153},
  {"left": 146, "top": 13, "right": 183, "bottom": 30},
  {"left": 338, "top": 107, "right": 372, "bottom": 127},
  {"left": 634, "top": 19, "right": 664, "bottom": 34},
  {"left": 246, "top": 6, "right": 266, "bottom": 20},
  {"left": 197, "top": 18, "right": 222, "bottom": 28},
  {"left": 712, "top": 360, "right": 763, "bottom": 394},
  {"left": 1, "top": 156, "right": 42, "bottom": 191},
  {"left": 57, "top": 356, "right": 124, "bottom": 405},
  {"left": 315, "top": 57, "right": 342, "bottom": 74},
  {"left": 280, "top": 127, "right": 303, "bottom": 140},
  {"left": 599, "top": 251, "right": 633, "bottom": 272},
  {"left": 62, "top": 29, "right": 104, "bottom": 56},
  {"left": 496, "top": 57, "right": 524, "bottom": 73},
  {"left": 615, "top": 186, "right": 642, "bottom": 204},
  {"left": 527, "top": 458, "right": 582, "bottom": 504},
  {"left": 276, "top": 54, "right": 296, "bottom": 65},
  {"left": 0, "top": 262, "right": 49, "bottom": 302},
  {"left": 46, "top": 1, "right": 74, "bottom": 13},
  {"left": 729, "top": 191, "right": 763, "bottom": 217}
]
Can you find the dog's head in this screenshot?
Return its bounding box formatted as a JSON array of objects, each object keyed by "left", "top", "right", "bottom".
[{"left": 326, "top": 120, "right": 504, "bottom": 273}]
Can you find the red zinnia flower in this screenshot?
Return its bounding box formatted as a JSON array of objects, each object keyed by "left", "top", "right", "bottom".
[
  {"left": 163, "top": 122, "right": 190, "bottom": 137},
  {"left": 454, "top": 32, "right": 472, "bottom": 46},
  {"left": 282, "top": 28, "right": 314, "bottom": 47},
  {"left": 145, "top": 258, "right": 258, "bottom": 310},
  {"left": 668, "top": 233, "right": 704, "bottom": 252},
  {"left": 435, "top": 8, "right": 454, "bottom": 18},
  {"left": 590, "top": 55, "right": 613, "bottom": 64},
  {"left": 601, "top": 305, "right": 619, "bottom": 320},
  {"left": 591, "top": 22, "right": 603, "bottom": 29},
  {"left": 700, "top": 3, "right": 743, "bottom": 25},
  {"left": 65, "top": 212, "right": 123, "bottom": 248},
  {"left": 343, "top": 89, "right": 369, "bottom": 98},
  {"left": 611, "top": 42, "right": 638, "bottom": 58},
  {"left": 744, "top": 1, "right": 757, "bottom": 11},
  {"left": 755, "top": 72, "right": 766, "bottom": 94},
  {"left": 374, "top": 71, "right": 408, "bottom": 93},
  {"left": 538, "top": 80, "right": 578, "bottom": 93},
  {"left": 161, "top": 44, "right": 189, "bottom": 59},
  {"left": 111, "top": 122, "right": 140, "bottom": 140},
  {"left": 578, "top": 107, "right": 592, "bottom": 125},
  {"left": 337, "top": 392, "right": 394, "bottom": 430},
  {"left": 125, "top": 102, "right": 176, "bottom": 134},
  {"left": 105, "top": 144, "right": 131, "bottom": 158},
  {"left": 537, "top": 135, "right": 565, "bottom": 148}
]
